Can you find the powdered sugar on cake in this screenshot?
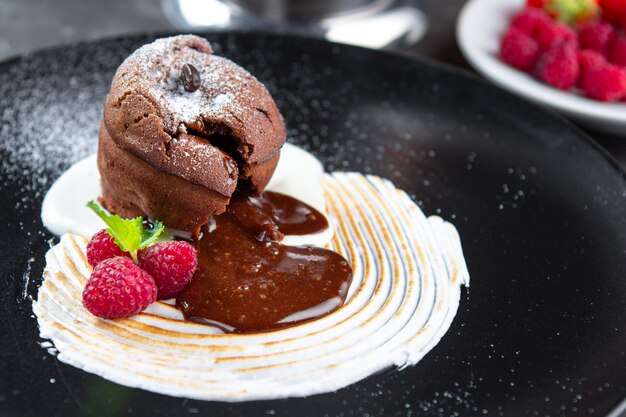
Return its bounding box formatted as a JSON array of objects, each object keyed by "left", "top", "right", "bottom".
[
  {"left": 150, "top": 63, "right": 234, "bottom": 129},
  {"left": 166, "top": 134, "right": 238, "bottom": 192},
  {"left": 118, "top": 35, "right": 271, "bottom": 137}
]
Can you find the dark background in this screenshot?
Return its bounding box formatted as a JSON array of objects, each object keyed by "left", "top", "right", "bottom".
[{"left": 1, "top": 0, "right": 624, "bottom": 162}]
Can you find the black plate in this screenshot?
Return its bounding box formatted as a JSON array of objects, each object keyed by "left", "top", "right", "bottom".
[{"left": 1, "top": 32, "right": 625, "bottom": 417}]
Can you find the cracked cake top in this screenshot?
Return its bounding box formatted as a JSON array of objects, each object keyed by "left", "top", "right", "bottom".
[{"left": 102, "top": 35, "right": 286, "bottom": 194}]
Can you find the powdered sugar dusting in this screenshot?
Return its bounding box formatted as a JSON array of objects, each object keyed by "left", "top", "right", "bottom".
[
  {"left": 214, "top": 93, "right": 231, "bottom": 106},
  {"left": 167, "top": 134, "right": 237, "bottom": 192},
  {"left": 0, "top": 45, "right": 110, "bottom": 207},
  {"left": 151, "top": 56, "right": 251, "bottom": 132},
  {"left": 114, "top": 36, "right": 272, "bottom": 137},
  {"left": 160, "top": 87, "right": 233, "bottom": 127}
]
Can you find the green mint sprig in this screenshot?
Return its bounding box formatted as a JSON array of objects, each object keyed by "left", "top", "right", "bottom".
[{"left": 87, "top": 201, "right": 165, "bottom": 263}]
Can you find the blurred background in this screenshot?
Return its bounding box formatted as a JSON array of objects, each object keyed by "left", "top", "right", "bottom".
[
  {"left": 0, "top": 0, "right": 450, "bottom": 60},
  {"left": 0, "top": 0, "right": 624, "bottom": 163}
]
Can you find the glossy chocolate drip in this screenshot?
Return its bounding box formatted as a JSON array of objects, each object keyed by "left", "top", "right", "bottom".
[
  {"left": 176, "top": 191, "right": 352, "bottom": 333},
  {"left": 231, "top": 191, "right": 330, "bottom": 241}
]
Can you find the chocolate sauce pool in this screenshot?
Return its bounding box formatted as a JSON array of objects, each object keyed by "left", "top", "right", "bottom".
[{"left": 176, "top": 191, "right": 353, "bottom": 333}]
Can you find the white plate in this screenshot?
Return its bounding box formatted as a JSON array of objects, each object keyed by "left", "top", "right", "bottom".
[{"left": 457, "top": 0, "right": 626, "bottom": 135}]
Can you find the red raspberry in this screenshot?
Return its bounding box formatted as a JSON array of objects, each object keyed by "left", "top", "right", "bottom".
[
  {"left": 83, "top": 257, "right": 157, "bottom": 319},
  {"left": 86, "top": 229, "right": 130, "bottom": 267},
  {"left": 511, "top": 8, "right": 552, "bottom": 36},
  {"left": 578, "top": 21, "right": 616, "bottom": 56},
  {"left": 535, "top": 21, "right": 576, "bottom": 51},
  {"left": 599, "top": 0, "right": 626, "bottom": 24},
  {"left": 581, "top": 63, "right": 626, "bottom": 101},
  {"left": 578, "top": 49, "right": 607, "bottom": 86},
  {"left": 579, "top": 49, "right": 606, "bottom": 71},
  {"left": 526, "top": 0, "right": 546, "bottom": 8},
  {"left": 138, "top": 241, "right": 198, "bottom": 300},
  {"left": 535, "top": 40, "right": 580, "bottom": 89},
  {"left": 608, "top": 35, "right": 626, "bottom": 67},
  {"left": 501, "top": 27, "right": 541, "bottom": 72}
]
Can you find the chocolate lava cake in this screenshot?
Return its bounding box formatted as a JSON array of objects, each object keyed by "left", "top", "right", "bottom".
[{"left": 98, "top": 35, "right": 286, "bottom": 237}]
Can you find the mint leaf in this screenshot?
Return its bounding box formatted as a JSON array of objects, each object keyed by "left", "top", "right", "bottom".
[
  {"left": 87, "top": 201, "right": 165, "bottom": 263},
  {"left": 139, "top": 220, "right": 165, "bottom": 249}
]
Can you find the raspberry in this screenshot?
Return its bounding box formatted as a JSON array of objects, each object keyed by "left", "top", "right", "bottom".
[
  {"left": 501, "top": 27, "right": 541, "bottom": 72},
  {"left": 581, "top": 63, "right": 626, "bottom": 101},
  {"left": 608, "top": 35, "right": 626, "bottom": 67},
  {"left": 526, "top": 0, "right": 547, "bottom": 9},
  {"left": 579, "top": 49, "right": 606, "bottom": 71},
  {"left": 535, "top": 21, "right": 576, "bottom": 51},
  {"left": 86, "top": 229, "right": 130, "bottom": 267},
  {"left": 599, "top": 0, "right": 626, "bottom": 24},
  {"left": 578, "top": 21, "right": 616, "bottom": 56},
  {"left": 138, "top": 241, "right": 198, "bottom": 300},
  {"left": 83, "top": 257, "right": 157, "bottom": 318},
  {"left": 511, "top": 8, "right": 552, "bottom": 36},
  {"left": 578, "top": 49, "right": 607, "bottom": 86},
  {"left": 535, "top": 40, "right": 580, "bottom": 89}
]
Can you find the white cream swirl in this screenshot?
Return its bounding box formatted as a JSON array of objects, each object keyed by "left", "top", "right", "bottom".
[
  {"left": 41, "top": 142, "right": 333, "bottom": 246},
  {"left": 34, "top": 170, "right": 469, "bottom": 401}
]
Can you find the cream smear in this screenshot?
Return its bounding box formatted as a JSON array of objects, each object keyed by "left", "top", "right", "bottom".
[
  {"left": 34, "top": 143, "right": 470, "bottom": 401},
  {"left": 41, "top": 142, "right": 333, "bottom": 247}
]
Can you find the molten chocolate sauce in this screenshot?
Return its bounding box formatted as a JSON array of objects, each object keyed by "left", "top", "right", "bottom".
[{"left": 176, "top": 191, "right": 352, "bottom": 333}]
